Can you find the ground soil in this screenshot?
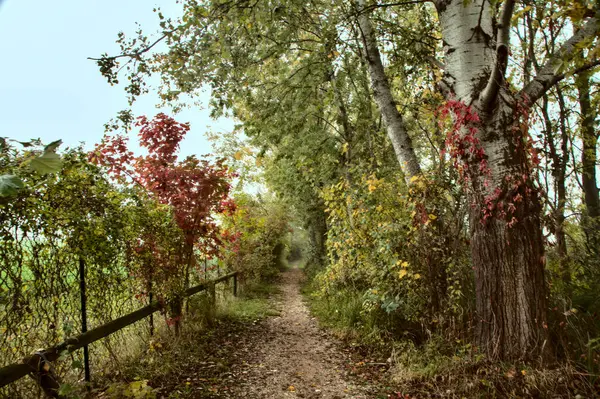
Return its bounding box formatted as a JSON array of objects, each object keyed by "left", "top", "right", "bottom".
[
  {"left": 226, "top": 268, "right": 382, "bottom": 398},
  {"left": 135, "top": 269, "right": 600, "bottom": 399},
  {"left": 147, "top": 268, "right": 394, "bottom": 398}
]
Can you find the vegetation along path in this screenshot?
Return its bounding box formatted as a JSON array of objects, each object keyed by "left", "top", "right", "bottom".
[
  {"left": 151, "top": 267, "right": 391, "bottom": 398},
  {"left": 226, "top": 268, "right": 382, "bottom": 398}
]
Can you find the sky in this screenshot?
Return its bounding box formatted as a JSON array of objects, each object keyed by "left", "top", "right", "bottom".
[{"left": 0, "top": 0, "right": 234, "bottom": 158}]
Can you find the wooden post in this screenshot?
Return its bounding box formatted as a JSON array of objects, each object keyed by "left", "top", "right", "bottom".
[
  {"left": 233, "top": 273, "right": 238, "bottom": 297},
  {"left": 148, "top": 268, "right": 154, "bottom": 336},
  {"left": 148, "top": 289, "right": 154, "bottom": 337},
  {"left": 207, "top": 282, "right": 216, "bottom": 327},
  {"left": 79, "top": 258, "right": 91, "bottom": 386}
]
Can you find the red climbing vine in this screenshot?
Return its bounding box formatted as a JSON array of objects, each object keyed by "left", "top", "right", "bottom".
[{"left": 439, "top": 99, "right": 542, "bottom": 227}]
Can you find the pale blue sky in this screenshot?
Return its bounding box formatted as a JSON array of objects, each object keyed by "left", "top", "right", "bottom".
[{"left": 0, "top": 0, "right": 233, "bottom": 158}]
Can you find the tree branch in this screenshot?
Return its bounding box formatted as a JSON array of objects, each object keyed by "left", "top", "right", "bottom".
[
  {"left": 556, "top": 58, "right": 600, "bottom": 81},
  {"left": 520, "top": 16, "right": 599, "bottom": 106},
  {"left": 88, "top": 30, "right": 177, "bottom": 62},
  {"left": 425, "top": 55, "right": 445, "bottom": 71},
  {"left": 349, "top": 0, "right": 430, "bottom": 17},
  {"left": 479, "top": 0, "right": 515, "bottom": 109}
]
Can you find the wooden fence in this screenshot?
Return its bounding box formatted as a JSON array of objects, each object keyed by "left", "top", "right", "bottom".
[{"left": 0, "top": 271, "right": 239, "bottom": 398}]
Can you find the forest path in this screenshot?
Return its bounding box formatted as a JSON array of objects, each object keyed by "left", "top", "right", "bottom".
[{"left": 226, "top": 268, "right": 380, "bottom": 398}]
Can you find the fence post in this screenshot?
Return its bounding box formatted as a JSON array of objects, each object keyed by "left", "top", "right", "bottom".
[
  {"left": 79, "top": 258, "right": 91, "bottom": 386},
  {"left": 233, "top": 273, "right": 238, "bottom": 297},
  {"left": 207, "top": 282, "right": 216, "bottom": 326},
  {"left": 148, "top": 280, "right": 154, "bottom": 337}
]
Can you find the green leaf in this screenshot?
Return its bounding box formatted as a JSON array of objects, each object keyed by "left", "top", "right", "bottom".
[
  {"left": 30, "top": 152, "right": 62, "bottom": 175},
  {"left": 71, "top": 360, "right": 83, "bottom": 369},
  {"left": 58, "top": 349, "right": 70, "bottom": 361},
  {"left": 44, "top": 139, "right": 63, "bottom": 153},
  {"left": 0, "top": 175, "right": 24, "bottom": 197},
  {"left": 57, "top": 383, "right": 77, "bottom": 396}
]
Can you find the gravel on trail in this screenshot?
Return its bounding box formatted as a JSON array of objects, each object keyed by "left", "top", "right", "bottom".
[{"left": 227, "top": 268, "right": 378, "bottom": 399}]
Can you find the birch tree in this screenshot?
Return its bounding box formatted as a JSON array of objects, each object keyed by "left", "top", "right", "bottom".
[
  {"left": 431, "top": 0, "right": 598, "bottom": 359},
  {"left": 354, "top": 0, "right": 599, "bottom": 359}
]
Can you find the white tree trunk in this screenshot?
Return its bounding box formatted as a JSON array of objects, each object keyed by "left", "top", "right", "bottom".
[
  {"left": 437, "top": 0, "right": 550, "bottom": 360},
  {"left": 438, "top": 0, "right": 495, "bottom": 103},
  {"left": 356, "top": 0, "right": 421, "bottom": 180}
]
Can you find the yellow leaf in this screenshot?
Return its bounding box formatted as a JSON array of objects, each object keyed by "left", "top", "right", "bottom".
[
  {"left": 428, "top": 214, "right": 437, "bottom": 220},
  {"left": 288, "top": 385, "right": 296, "bottom": 392},
  {"left": 399, "top": 269, "right": 407, "bottom": 279},
  {"left": 521, "top": 369, "right": 527, "bottom": 376},
  {"left": 414, "top": 273, "right": 421, "bottom": 280},
  {"left": 401, "top": 261, "right": 409, "bottom": 268},
  {"left": 233, "top": 151, "right": 243, "bottom": 160}
]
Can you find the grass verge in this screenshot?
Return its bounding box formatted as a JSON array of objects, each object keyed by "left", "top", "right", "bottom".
[
  {"left": 60, "top": 281, "right": 280, "bottom": 398},
  {"left": 302, "top": 278, "right": 600, "bottom": 398}
]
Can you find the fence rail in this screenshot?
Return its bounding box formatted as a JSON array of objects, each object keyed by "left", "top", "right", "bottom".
[{"left": 0, "top": 271, "right": 239, "bottom": 397}]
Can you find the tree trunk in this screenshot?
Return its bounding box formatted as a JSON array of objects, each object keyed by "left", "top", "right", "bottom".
[
  {"left": 555, "top": 87, "right": 571, "bottom": 284},
  {"left": 576, "top": 72, "right": 600, "bottom": 222},
  {"left": 356, "top": 0, "right": 452, "bottom": 315},
  {"left": 468, "top": 105, "right": 550, "bottom": 359},
  {"left": 356, "top": 0, "right": 421, "bottom": 180},
  {"left": 437, "top": 0, "right": 550, "bottom": 360},
  {"left": 308, "top": 209, "right": 328, "bottom": 269},
  {"left": 541, "top": 92, "right": 569, "bottom": 285},
  {"left": 470, "top": 203, "right": 548, "bottom": 359}
]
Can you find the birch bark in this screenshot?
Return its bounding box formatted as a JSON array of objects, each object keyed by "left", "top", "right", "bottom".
[
  {"left": 436, "top": 0, "right": 548, "bottom": 359},
  {"left": 356, "top": 0, "right": 421, "bottom": 180},
  {"left": 435, "top": 0, "right": 599, "bottom": 359}
]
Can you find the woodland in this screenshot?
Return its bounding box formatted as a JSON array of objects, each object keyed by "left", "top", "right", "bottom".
[{"left": 1, "top": 0, "right": 600, "bottom": 397}]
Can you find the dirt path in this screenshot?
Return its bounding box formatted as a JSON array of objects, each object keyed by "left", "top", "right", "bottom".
[{"left": 227, "top": 268, "right": 379, "bottom": 398}]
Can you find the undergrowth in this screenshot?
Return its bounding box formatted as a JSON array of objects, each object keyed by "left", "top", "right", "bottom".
[
  {"left": 302, "top": 277, "right": 600, "bottom": 398},
  {"left": 60, "top": 281, "right": 279, "bottom": 399}
]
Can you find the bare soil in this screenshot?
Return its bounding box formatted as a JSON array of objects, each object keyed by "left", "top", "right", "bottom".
[
  {"left": 146, "top": 268, "right": 393, "bottom": 398},
  {"left": 137, "top": 267, "right": 600, "bottom": 399},
  {"left": 227, "top": 268, "right": 380, "bottom": 398}
]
